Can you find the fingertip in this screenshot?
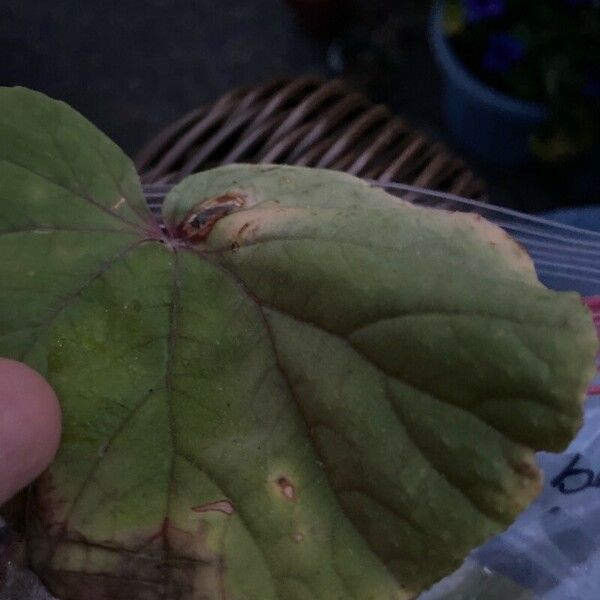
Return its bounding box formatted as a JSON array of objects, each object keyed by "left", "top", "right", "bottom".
[{"left": 0, "top": 358, "right": 62, "bottom": 504}]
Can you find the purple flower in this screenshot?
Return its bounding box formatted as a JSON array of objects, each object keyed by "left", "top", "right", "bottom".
[
  {"left": 483, "top": 33, "right": 525, "bottom": 74},
  {"left": 465, "top": 0, "right": 506, "bottom": 23}
]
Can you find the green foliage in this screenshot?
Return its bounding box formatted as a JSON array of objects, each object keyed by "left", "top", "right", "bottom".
[{"left": 0, "top": 87, "right": 597, "bottom": 599}]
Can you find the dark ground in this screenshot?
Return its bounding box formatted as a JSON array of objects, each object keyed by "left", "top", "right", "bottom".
[{"left": 1, "top": 0, "right": 596, "bottom": 212}]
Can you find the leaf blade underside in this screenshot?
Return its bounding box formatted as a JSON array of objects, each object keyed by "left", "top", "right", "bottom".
[{"left": 0, "top": 88, "right": 597, "bottom": 600}]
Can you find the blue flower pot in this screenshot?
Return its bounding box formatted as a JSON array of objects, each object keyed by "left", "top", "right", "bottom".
[{"left": 429, "top": 2, "right": 549, "bottom": 166}]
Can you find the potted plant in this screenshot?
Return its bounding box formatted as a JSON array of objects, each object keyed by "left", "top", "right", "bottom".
[{"left": 430, "top": 0, "right": 600, "bottom": 167}]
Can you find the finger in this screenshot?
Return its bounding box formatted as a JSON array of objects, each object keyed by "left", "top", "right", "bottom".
[{"left": 0, "top": 359, "right": 62, "bottom": 504}]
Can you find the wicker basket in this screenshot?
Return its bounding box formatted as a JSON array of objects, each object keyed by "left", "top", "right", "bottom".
[{"left": 135, "top": 76, "right": 485, "bottom": 199}]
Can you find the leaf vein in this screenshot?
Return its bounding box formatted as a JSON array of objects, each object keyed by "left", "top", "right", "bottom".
[
  {"left": 18, "top": 240, "right": 144, "bottom": 361},
  {"left": 0, "top": 155, "right": 143, "bottom": 231},
  {"left": 382, "top": 379, "right": 502, "bottom": 525}
]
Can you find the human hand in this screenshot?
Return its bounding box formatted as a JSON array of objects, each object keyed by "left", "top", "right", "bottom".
[{"left": 0, "top": 359, "right": 61, "bottom": 505}]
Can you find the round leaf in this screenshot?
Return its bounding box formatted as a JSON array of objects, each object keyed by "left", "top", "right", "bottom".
[{"left": 0, "top": 88, "right": 597, "bottom": 600}]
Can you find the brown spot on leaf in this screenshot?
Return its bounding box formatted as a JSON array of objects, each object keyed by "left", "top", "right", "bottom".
[
  {"left": 276, "top": 477, "right": 295, "bottom": 501},
  {"left": 231, "top": 220, "right": 260, "bottom": 249},
  {"left": 514, "top": 460, "right": 540, "bottom": 482},
  {"left": 178, "top": 192, "right": 247, "bottom": 244},
  {"left": 237, "top": 222, "right": 250, "bottom": 238},
  {"left": 292, "top": 532, "right": 304, "bottom": 543},
  {"left": 191, "top": 500, "right": 235, "bottom": 516},
  {"left": 29, "top": 534, "right": 200, "bottom": 599}
]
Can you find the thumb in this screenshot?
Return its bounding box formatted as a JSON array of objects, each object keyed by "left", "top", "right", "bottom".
[{"left": 0, "top": 359, "right": 62, "bottom": 505}]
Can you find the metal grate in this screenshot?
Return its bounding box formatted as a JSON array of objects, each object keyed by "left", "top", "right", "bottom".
[{"left": 135, "top": 77, "right": 486, "bottom": 199}]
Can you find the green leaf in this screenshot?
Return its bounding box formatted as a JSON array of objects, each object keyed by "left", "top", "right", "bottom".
[{"left": 0, "top": 87, "right": 597, "bottom": 600}]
